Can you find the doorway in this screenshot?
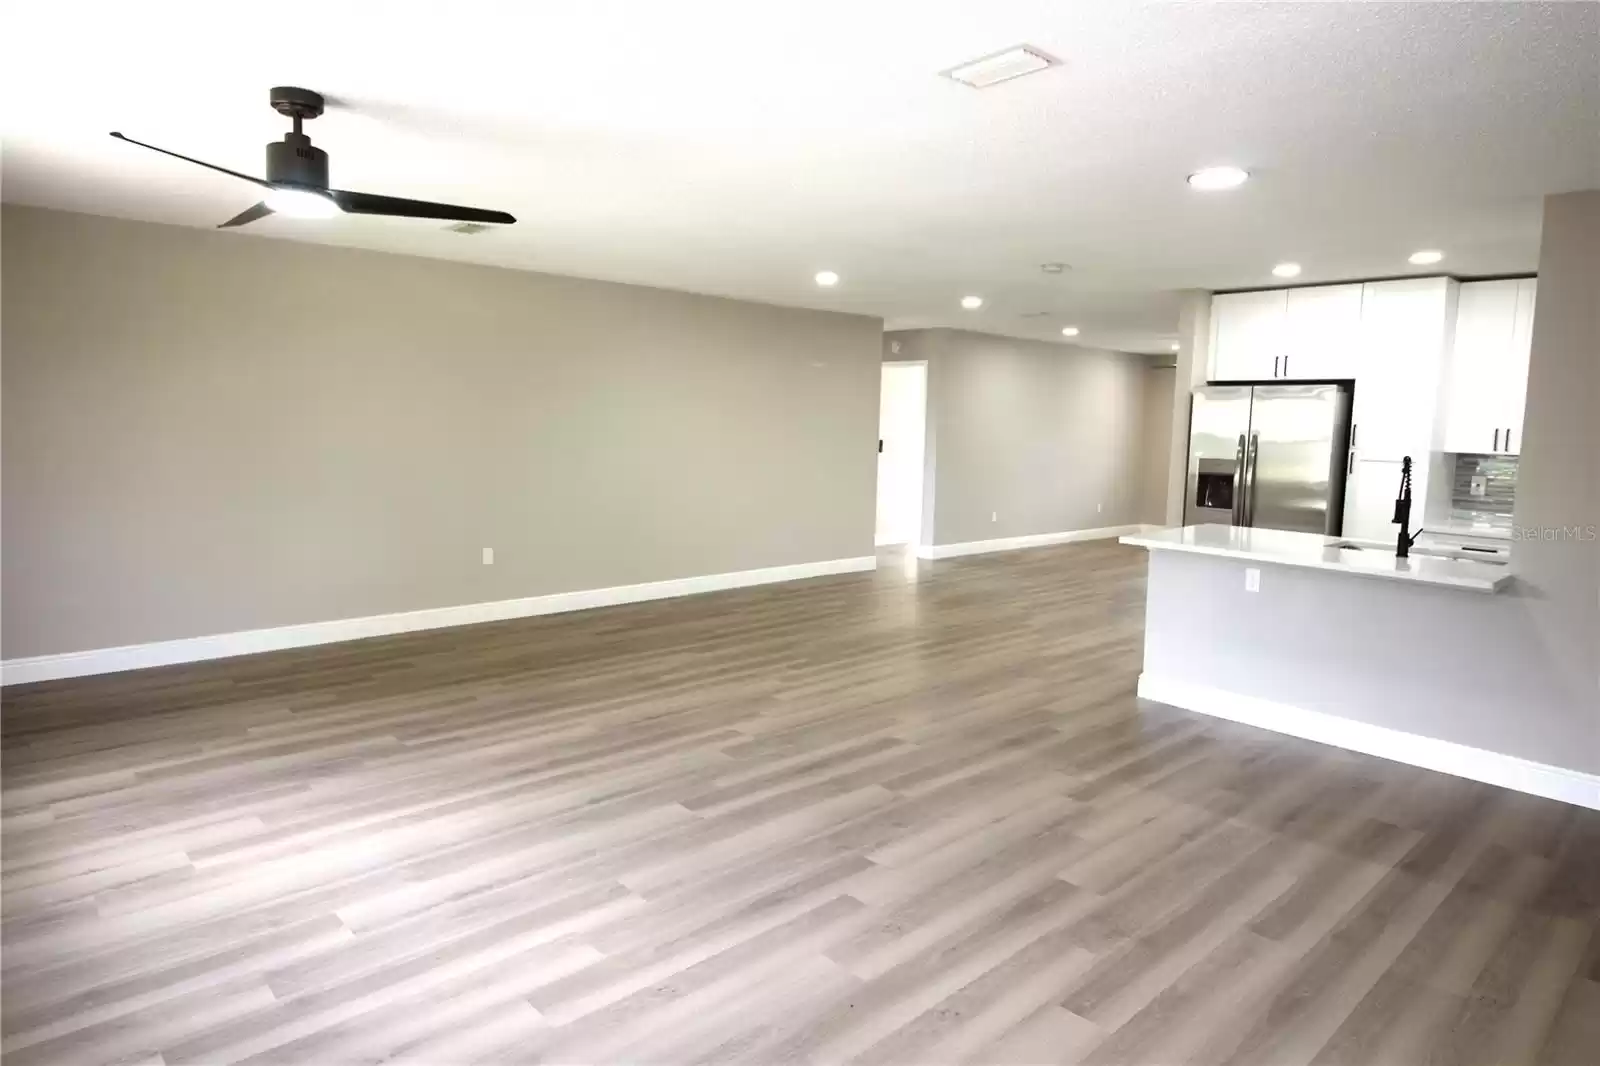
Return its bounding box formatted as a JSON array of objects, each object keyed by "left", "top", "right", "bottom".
[{"left": 875, "top": 361, "right": 928, "bottom": 547}]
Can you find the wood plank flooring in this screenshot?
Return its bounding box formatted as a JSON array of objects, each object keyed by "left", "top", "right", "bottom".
[{"left": 3, "top": 540, "right": 1597, "bottom": 1065}]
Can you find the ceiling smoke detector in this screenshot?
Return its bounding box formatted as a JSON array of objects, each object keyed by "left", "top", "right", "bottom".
[
  {"left": 1040, "top": 262, "right": 1069, "bottom": 274},
  {"left": 444, "top": 222, "right": 493, "bottom": 235},
  {"left": 942, "top": 46, "right": 1058, "bottom": 89}
]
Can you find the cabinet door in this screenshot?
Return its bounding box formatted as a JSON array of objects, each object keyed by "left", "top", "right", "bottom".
[
  {"left": 1343, "top": 458, "right": 1428, "bottom": 543},
  {"left": 1343, "top": 459, "right": 1396, "bottom": 542},
  {"left": 1501, "top": 279, "right": 1536, "bottom": 455},
  {"left": 1210, "top": 290, "right": 1287, "bottom": 381},
  {"left": 1352, "top": 278, "right": 1453, "bottom": 461},
  {"left": 1440, "top": 280, "right": 1518, "bottom": 455},
  {"left": 1282, "top": 284, "right": 1362, "bottom": 380}
]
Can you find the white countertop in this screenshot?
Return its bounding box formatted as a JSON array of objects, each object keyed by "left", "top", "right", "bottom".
[
  {"left": 1421, "top": 519, "right": 1513, "bottom": 543},
  {"left": 1120, "top": 524, "right": 1513, "bottom": 593}
]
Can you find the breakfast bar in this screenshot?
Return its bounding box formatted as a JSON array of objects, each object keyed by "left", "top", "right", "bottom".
[{"left": 1120, "top": 524, "right": 1599, "bottom": 810}]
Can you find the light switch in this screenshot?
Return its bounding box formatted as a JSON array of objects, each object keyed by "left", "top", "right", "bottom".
[
  {"left": 482, "top": 547, "right": 494, "bottom": 565},
  {"left": 1245, "top": 567, "right": 1261, "bottom": 592}
]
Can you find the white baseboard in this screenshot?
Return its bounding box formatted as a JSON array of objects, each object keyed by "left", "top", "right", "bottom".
[
  {"left": 1, "top": 555, "right": 878, "bottom": 686},
  {"left": 919, "top": 524, "right": 1149, "bottom": 561},
  {"left": 1137, "top": 673, "right": 1600, "bottom": 812}
]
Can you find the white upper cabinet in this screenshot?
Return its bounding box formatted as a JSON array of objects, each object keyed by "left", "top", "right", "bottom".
[
  {"left": 1505, "top": 279, "right": 1536, "bottom": 454},
  {"left": 1350, "top": 278, "right": 1456, "bottom": 463},
  {"left": 1282, "top": 284, "right": 1363, "bottom": 380},
  {"left": 1438, "top": 279, "right": 1535, "bottom": 455},
  {"left": 1209, "top": 285, "right": 1362, "bottom": 382},
  {"left": 1209, "top": 290, "right": 1286, "bottom": 380}
]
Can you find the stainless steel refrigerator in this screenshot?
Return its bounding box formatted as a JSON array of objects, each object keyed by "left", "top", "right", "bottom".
[{"left": 1183, "top": 384, "right": 1353, "bottom": 535}]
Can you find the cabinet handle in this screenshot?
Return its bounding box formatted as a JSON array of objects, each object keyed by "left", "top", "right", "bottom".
[
  {"left": 1348, "top": 451, "right": 1355, "bottom": 476},
  {"left": 1351, "top": 423, "right": 1358, "bottom": 448},
  {"left": 1505, "top": 427, "right": 1513, "bottom": 452},
  {"left": 1283, "top": 356, "right": 1290, "bottom": 378},
  {"left": 1274, "top": 356, "right": 1280, "bottom": 378},
  {"left": 1494, "top": 428, "right": 1500, "bottom": 451}
]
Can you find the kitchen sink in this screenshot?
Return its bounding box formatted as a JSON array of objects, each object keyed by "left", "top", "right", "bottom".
[{"left": 1329, "top": 540, "right": 1508, "bottom": 565}]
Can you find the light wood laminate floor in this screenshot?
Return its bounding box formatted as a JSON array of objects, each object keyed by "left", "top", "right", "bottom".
[{"left": 3, "top": 540, "right": 1597, "bottom": 1065}]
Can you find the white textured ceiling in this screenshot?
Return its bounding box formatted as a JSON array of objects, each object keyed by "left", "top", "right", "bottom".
[{"left": 4, "top": 1, "right": 1597, "bottom": 354}]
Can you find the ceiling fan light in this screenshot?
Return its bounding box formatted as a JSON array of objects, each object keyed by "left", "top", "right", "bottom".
[{"left": 265, "top": 186, "right": 341, "bottom": 219}]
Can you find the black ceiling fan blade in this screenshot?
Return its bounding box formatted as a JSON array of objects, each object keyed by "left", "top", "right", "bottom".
[
  {"left": 109, "top": 132, "right": 269, "bottom": 188},
  {"left": 218, "top": 202, "right": 274, "bottom": 229},
  {"left": 328, "top": 189, "right": 515, "bottom": 225}
]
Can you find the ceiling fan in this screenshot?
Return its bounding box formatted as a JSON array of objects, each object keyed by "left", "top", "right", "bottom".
[{"left": 110, "top": 87, "right": 516, "bottom": 229}]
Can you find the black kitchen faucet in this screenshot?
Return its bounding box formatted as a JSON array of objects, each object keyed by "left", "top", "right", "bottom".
[{"left": 1393, "top": 455, "right": 1424, "bottom": 558}]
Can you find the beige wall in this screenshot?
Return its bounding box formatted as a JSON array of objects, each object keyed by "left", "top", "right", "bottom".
[
  {"left": 1, "top": 206, "right": 884, "bottom": 658},
  {"left": 884, "top": 329, "right": 1153, "bottom": 547},
  {"left": 1139, "top": 365, "right": 1176, "bottom": 524},
  {"left": 1506, "top": 189, "right": 1600, "bottom": 748}
]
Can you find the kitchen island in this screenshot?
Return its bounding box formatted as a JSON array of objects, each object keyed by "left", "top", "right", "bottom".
[
  {"left": 1120, "top": 524, "right": 1598, "bottom": 810},
  {"left": 1122, "top": 524, "right": 1511, "bottom": 592}
]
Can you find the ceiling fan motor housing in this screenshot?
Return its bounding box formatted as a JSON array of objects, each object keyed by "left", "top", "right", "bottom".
[{"left": 266, "top": 134, "right": 328, "bottom": 190}]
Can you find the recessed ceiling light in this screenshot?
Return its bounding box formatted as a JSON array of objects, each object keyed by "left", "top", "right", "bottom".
[
  {"left": 1040, "top": 262, "right": 1068, "bottom": 274},
  {"left": 814, "top": 270, "right": 840, "bottom": 287},
  {"left": 942, "top": 46, "right": 1058, "bottom": 89},
  {"left": 1061, "top": 326, "right": 1080, "bottom": 337},
  {"left": 1187, "top": 166, "right": 1250, "bottom": 191},
  {"left": 961, "top": 295, "right": 984, "bottom": 310},
  {"left": 1408, "top": 250, "right": 1444, "bottom": 266},
  {"left": 1170, "top": 342, "right": 1181, "bottom": 352},
  {"left": 1272, "top": 262, "right": 1302, "bottom": 278}
]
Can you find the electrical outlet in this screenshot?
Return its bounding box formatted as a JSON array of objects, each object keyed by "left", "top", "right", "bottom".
[
  {"left": 482, "top": 547, "right": 494, "bottom": 566},
  {"left": 991, "top": 511, "right": 998, "bottom": 523},
  {"left": 1244, "top": 567, "right": 1260, "bottom": 592}
]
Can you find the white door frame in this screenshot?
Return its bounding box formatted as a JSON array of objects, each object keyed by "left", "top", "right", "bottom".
[{"left": 875, "top": 360, "right": 929, "bottom": 547}]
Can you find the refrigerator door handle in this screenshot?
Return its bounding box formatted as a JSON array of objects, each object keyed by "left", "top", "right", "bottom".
[
  {"left": 1231, "top": 434, "right": 1247, "bottom": 524},
  {"left": 1245, "top": 433, "right": 1261, "bottom": 526}
]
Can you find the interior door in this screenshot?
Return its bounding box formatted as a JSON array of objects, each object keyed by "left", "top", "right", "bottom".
[
  {"left": 874, "top": 363, "right": 927, "bottom": 545},
  {"left": 1244, "top": 384, "right": 1349, "bottom": 535}
]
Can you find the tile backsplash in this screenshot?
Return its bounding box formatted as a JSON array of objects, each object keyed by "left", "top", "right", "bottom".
[{"left": 1450, "top": 453, "right": 1518, "bottom": 527}]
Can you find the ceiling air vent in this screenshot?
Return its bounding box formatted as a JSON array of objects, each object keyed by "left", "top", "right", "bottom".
[
  {"left": 444, "top": 221, "right": 493, "bottom": 235},
  {"left": 942, "top": 46, "right": 1058, "bottom": 89}
]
